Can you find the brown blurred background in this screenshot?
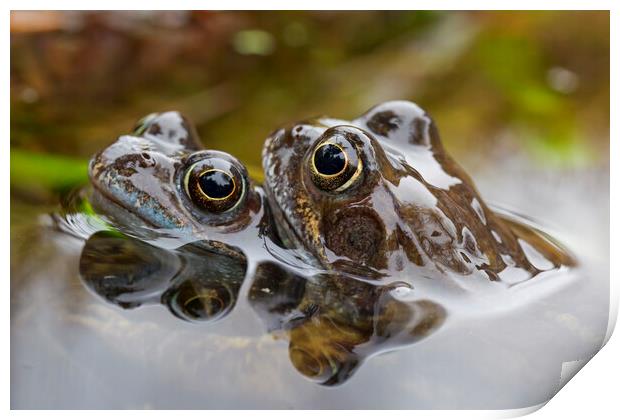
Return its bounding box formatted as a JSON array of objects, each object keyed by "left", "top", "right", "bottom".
[{"left": 10, "top": 10, "right": 610, "bottom": 202}]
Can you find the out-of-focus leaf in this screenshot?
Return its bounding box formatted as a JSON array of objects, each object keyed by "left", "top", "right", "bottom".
[
  {"left": 11, "top": 149, "right": 89, "bottom": 191},
  {"left": 233, "top": 30, "right": 275, "bottom": 56},
  {"left": 522, "top": 128, "right": 595, "bottom": 167},
  {"left": 10, "top": 149, "right": 265, "bottom": 193}
]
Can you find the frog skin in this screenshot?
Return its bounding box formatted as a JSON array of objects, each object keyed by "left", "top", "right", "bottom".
[
  {"left": 89, "top": 111, "right": 267, "bottom": 247},
  {"left": 85, "top": 111, "right": 275, "bottom": 321},
  {"left": 262, "top": 100, "right": 575, "bottom": 283}
]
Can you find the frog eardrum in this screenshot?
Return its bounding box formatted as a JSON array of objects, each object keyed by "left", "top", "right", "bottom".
[
  {"left": 308, "top": 126, "right": 363, "bottom": 192},
  {"left": 183, "top": 152, "right": 246, "bottom": 213}
]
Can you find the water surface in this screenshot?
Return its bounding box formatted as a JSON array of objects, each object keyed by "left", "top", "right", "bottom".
[{"left": 10, "top": 155, "right": 609, "bottom": 409}]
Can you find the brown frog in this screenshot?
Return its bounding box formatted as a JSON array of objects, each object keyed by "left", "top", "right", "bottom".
[
  {"left": 88, "top": 111, "right": 264, "bottom": 241},
  {"left": 262, "top": 100, "right": 575, "bottom": 283},
  {"left": 84, "top": 111, "right": 275, "bottom": 322}
]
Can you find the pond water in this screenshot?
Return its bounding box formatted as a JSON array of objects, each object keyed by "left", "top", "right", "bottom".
[{"left": 10, "top": 153, "right": 609, "bottom": 409}]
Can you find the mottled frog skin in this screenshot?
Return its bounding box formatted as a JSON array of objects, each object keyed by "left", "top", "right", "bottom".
[
  {"left": 89, "top": 111, "right": 263, "bottom": 239},
  {"left": 262, "top": 100, "right": 574, "bottom": 282}
]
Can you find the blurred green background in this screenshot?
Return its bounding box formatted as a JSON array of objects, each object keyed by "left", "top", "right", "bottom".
[{"left": 10, "top": 11, "right": 610, "bottom": 204}]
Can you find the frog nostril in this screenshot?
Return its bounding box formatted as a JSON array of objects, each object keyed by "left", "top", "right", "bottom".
[{"left": 137, "top": 152, "right": 156, "bottom": 168}]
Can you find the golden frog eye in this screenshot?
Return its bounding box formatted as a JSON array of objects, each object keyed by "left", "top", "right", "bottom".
[
  {"left": 184, "top": 157, "right": 244, "bottom": 213},
  {"left": 309, "top": 131, "right": 362, "bottom": 192}
]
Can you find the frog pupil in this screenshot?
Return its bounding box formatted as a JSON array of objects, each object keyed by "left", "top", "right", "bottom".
[
  {"left": 314, "top": 143, "right": 346, "bottom": 175},
  {"left": 198, "top": 170, "right": 234, "bottom": 199}
]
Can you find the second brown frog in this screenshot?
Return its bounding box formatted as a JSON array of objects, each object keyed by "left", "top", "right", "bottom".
[{"left": 262, "top": 100, "right": 575, "bottom": 286}]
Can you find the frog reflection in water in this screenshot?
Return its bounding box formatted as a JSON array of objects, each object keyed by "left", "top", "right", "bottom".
[
  {"left": 80, "top": 231, "right": 247, "bottom": 322},
  {"left": 248, "top": 262, "right": 446, "bottom": 385},
  {"left": 83, "top": 110, "right": 442, "bottom": 385},
  {"left": 262, "top": 100, "right": 574, "bottom": 282},
  {"left": 80, "top": 233, "right": 445, "bottom": 385},
  {"left": 85, "top": 111, "right": 265, "bottom": 321}
]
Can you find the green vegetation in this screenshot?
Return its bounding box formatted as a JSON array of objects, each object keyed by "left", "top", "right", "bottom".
[{"left": 11, "top": 149, "right": 88, "bottom": 192}]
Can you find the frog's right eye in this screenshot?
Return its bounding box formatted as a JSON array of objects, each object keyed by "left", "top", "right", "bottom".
[
  {"left": 183, "top": 155, "right": 246, "bottom": 213},
  {"left": 308, "top": 127, "right": 363, "bottom": 192}
]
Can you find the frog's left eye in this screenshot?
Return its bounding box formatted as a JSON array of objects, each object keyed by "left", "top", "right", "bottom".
[
  {"left": 184, "top": 156, "right": 245, "bottom": 213},
  {"left": 309, "top": 130, "right": 362, "bottom": 192}
]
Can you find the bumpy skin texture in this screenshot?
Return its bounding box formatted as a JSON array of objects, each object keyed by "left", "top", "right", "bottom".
[{"left": 262, "top": 100, "right": 574, "bottom": 281}]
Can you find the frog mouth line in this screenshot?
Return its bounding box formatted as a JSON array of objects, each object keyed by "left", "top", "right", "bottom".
[
  {"left": 90, "top": 184, "right": 247, "bottom": 260},
  {"left": 90, "top": 169, "right": 190, "bottom": 231},
  {"left": 90, "top": 184, "right": 160, "bottom": 230}
]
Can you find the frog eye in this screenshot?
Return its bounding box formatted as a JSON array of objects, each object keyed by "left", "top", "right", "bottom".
[
  {"left": 184, "top": 156, "right": 245, "bottom": 213},
  {"left": 309, "top": 132, "right": 362, "bottom": 192}
]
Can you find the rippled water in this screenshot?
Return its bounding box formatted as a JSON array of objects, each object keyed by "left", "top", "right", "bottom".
[{"left": 10, "top": 156, "right": 609, "bottom": 409}]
